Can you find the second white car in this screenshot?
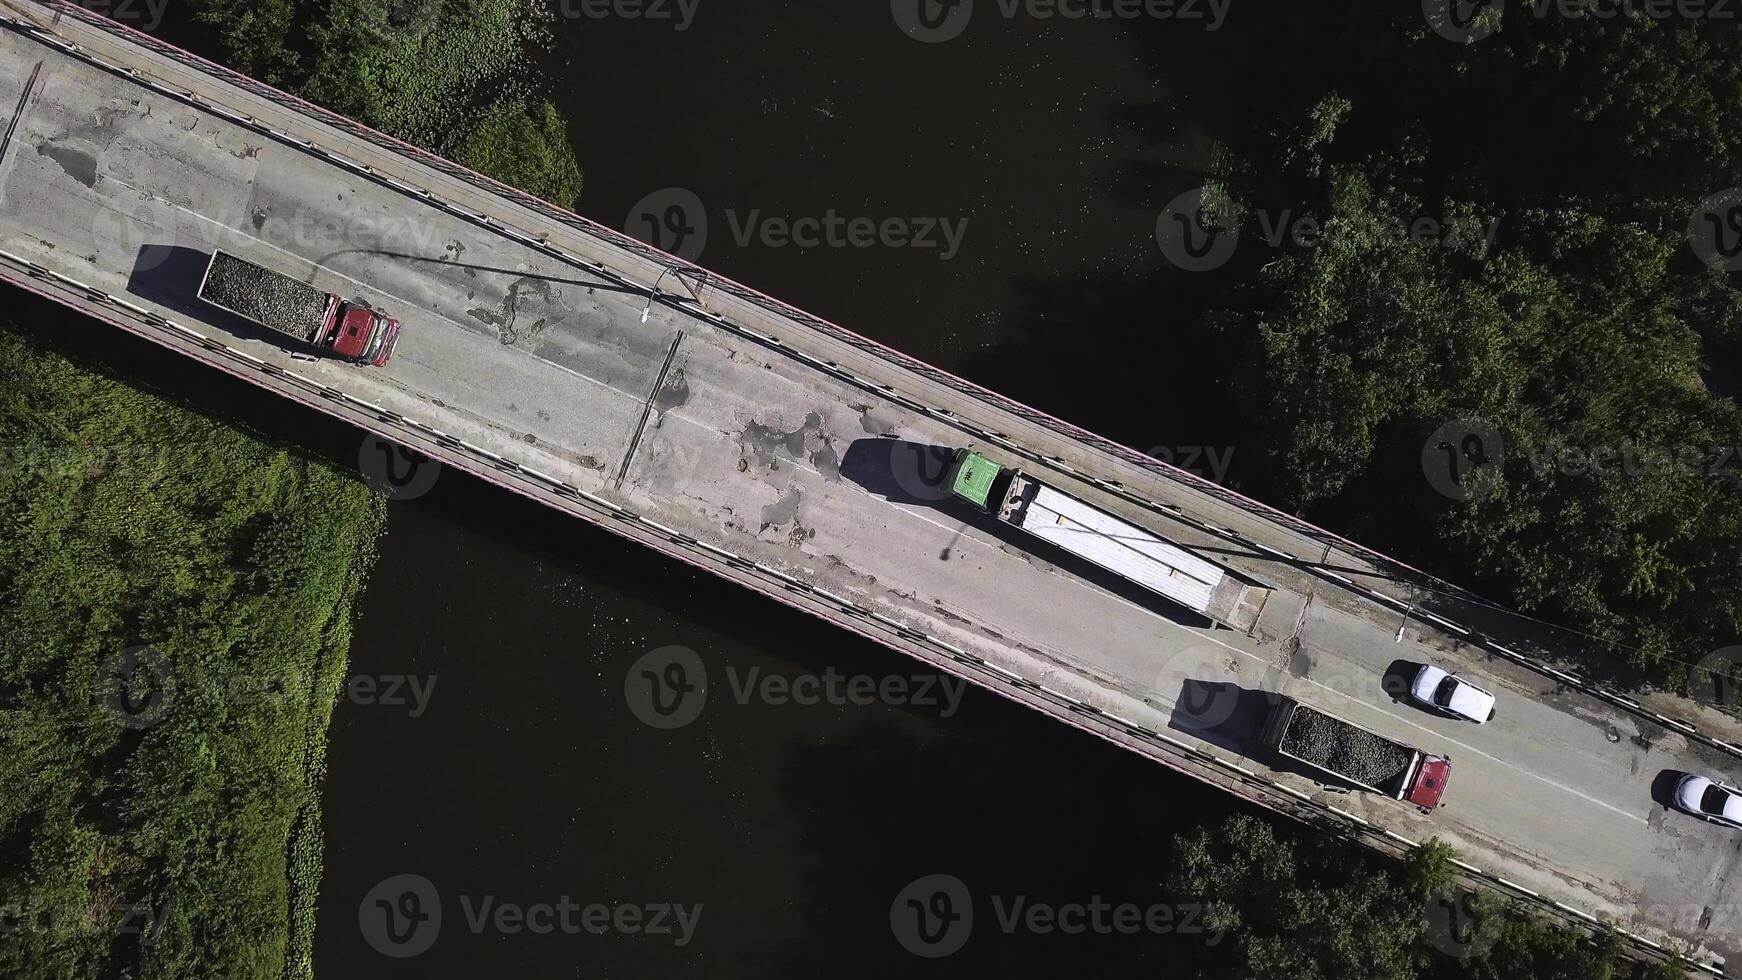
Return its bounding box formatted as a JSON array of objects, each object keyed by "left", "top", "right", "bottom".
[{"left": 1673, "top": 774, "right": 1742, "bottom": 829}]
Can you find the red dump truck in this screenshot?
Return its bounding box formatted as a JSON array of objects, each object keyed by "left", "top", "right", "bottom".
[
  {"left": 1264, "top": 697, "right": 1451, "bottom": 811},
  {"left": 197, "top": 250, "right": 399, "bottom": 365}
]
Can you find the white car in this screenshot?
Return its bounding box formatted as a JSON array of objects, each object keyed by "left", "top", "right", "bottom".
[
  {"left": 1408, "top": 665, "right": 1496, "bottom": 723},
  {"left": 1674, "top": 774, "right": 1742, "bottom": 829}
]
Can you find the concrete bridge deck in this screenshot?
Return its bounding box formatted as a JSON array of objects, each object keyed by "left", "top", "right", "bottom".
[{"left": 2, "top": 1, "right": 1739, "bottom": 970}]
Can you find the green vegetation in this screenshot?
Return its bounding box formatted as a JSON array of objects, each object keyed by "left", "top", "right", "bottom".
[
  {"left": 454, "top": 99, "right": 585, "bottom": 214},
  {"left": 0, "top": 6, "right": 581, "bottom": 975},
  {"left": 1169, "top": 814, "right": 1686, "bottom": 980},
  {"left": 0, "top": 324, "right": 385, "bottom": 980},
  {"left": 175, "top": 0, "right": 582, "bottom": 207},
  {"left": 1192, "top": 7, "right": 1742, "bottom": 686}
]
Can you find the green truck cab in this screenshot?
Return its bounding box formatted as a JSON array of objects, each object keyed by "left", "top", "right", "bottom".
[{"left": 944, "top": 449, "right": 1009, "bottom": 511}]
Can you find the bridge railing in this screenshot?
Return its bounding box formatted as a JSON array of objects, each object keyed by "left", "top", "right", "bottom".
[{"left": 20, "top": 0, "right": 1467, "bottom": 601}]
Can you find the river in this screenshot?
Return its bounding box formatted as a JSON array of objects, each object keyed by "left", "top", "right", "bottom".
[{"left": 315, "top": 4, "right": 1250, "bottom": 976}]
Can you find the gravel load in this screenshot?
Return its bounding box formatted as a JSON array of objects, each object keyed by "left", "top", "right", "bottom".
[
  {"left": 1278, "top": 704, "right": 1415, "bottom": 790},
  {"left": 199, "top": 251, "right": 330, "bottom": 341}
]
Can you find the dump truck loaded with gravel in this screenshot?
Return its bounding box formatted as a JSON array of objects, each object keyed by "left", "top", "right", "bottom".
[
  {"left": 1264, "top": 697, "right": 1451, "bottom": 811},
  {"left": 197, "top": 250, "right": 400, "bottom": 365}
]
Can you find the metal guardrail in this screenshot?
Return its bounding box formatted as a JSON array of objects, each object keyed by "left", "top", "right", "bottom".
[
  {"left": 13, "top": 0, "right": 1437, "bottom": 573},
  {"left": 0, "top": 140, "right": 1718, "bottom": 980},
  {"left": 19, "top": 0, "right": 1740, "bottom": 782},
  {"left": 0, "top": 6, "right": 1725, "bottom": 973}
]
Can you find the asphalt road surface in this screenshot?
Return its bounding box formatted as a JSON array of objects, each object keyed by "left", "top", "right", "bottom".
[{"left": 2, "top": 3, "right": 1740, "bottom": 968}]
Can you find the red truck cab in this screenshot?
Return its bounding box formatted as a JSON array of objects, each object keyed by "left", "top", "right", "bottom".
[
  {"left": 327, "top": 304, "right": 400, "bottom": 366},
  {"left": 1407, "top": 756, "right": 1453, "bottom": 809}
]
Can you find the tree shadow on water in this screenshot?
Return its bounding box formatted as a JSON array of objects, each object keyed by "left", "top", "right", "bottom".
[
  {"left": 959, "top": 267, "right": 1266, "bottom": 494},
  {"left": 756, "top": 717, "right": 1236, "bottom": 978}
]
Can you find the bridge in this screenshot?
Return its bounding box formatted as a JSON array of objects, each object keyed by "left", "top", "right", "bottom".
[{"left": 3, "top": 0, "right": 1740, "bottom": 970}]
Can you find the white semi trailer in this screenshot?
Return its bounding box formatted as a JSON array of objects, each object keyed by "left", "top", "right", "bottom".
[{"left": 942, "top": 449, "right": 1268, "bottom": 631}]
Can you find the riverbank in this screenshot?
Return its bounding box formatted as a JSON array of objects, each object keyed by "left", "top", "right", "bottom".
[
  {"left": 0, "top": 3, "right": 576, "bottom": 975},
  {"left": 0, "top": 313, "right": 384, "bottom": 980},
  {"left": 168, "top": 0, "right": 581, "bottom": 207},
  {"left": 6, "top": 3, "right": 1728, "bottom": 974}
]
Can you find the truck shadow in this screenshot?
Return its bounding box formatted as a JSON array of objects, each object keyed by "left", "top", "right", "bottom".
[
  {"left": 126, "top": 244, "right": 321, "bottom": 357},
  {"left": 837, "top": 436, "right": 957, "bottom": 505},
  {"left": 1168, "top": 680, "right": 1278, "bottom": 756},
  {"left": 124, "top": 244, "right": 210, "bottom": 321},
  {"left": 1169, "top": 681, "right": 1376, "bottom": 792},
  {"left": 840, "top": 436, "right": 1214, "bottom": 629}
]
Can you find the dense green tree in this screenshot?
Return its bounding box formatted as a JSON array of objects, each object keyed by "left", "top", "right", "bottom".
[
  {"left": 176, "top": 0, "right": 583, "bottom": 206},
  {"left": 1172, "top": 815, "right": 1429, "bottom": 980},
  {"left": 455, "top": 100, "right": 585, "bottom": 210},
  {"left": 1170, "top": 815, "right": 1687, "bottom": 980},
  {"left": 0, "top": 7, "right": 579, "bottom": 977},
  {"left": 0, "top": 326, "right": 384, "bottom": 980},
  {"left": 1197, "top": 5, "right": 1742, "bottom": 685}
]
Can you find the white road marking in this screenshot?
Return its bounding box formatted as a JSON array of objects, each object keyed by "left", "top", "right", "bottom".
[
  {"left": 35, "top": 174, "right": 1686, "bottom": 830},
  {"left": 16, "top": 20, "right": 1671, "bottom": 890},
  {"left": 689, "top": 442, "right": 1650, "bottom": 826},
  {"left": 89, "top": 170, "right": 636, "bottom": 400}
]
